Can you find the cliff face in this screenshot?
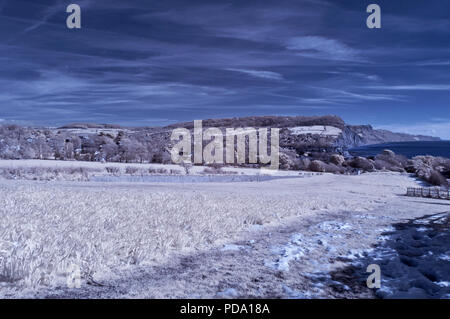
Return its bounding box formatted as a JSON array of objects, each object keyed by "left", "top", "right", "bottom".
[
  {"left": 335, "top": 125, "right": 440, "bottom": 149},
  {"left": 166, "top": 116, "right": 439, "bottom": 150}
]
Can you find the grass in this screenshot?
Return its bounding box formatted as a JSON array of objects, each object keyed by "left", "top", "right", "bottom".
[
  {"left": 0, "top": 166, "right": 411, "bottom": 294},
  {"left": 0, "top": 182, "right": 311, "bottom": 290},
  {"left": 0, "top": 164, "right": 183, "bottom": 182},
  {"left": 0, "top": 166, "right": 102, "bottom": 181}
]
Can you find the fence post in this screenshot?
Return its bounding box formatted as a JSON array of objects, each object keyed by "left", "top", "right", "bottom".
[{"left": 408, "top": 187, "right": 450, "bottom": 200}]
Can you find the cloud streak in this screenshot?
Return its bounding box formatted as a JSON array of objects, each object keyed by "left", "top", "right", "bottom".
[
  {"left": 226, "top": 69, "right": 284, "bottom": 81},
  {"left": 21, "top": 1, "right": 65, "bottom": 34},
  {"left": 366, "top": 84, "right": 450, "bottom": 91},
  {"left": 286, "top": 36, "right": 361, "bottom": 62}
]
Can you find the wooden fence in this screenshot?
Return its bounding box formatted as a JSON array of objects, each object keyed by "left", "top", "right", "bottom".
[{"left": 406, "top": 187, "right": 450, "bottom": 200}]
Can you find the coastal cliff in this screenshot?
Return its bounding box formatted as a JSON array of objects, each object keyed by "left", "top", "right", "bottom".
[
  {"left": 335, "top": 125, "right": 439, "bottom": 149},
  {"left": 0, "top": 115, "right": 440, "bottom": 162}
]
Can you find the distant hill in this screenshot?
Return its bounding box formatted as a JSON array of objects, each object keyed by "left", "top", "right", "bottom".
[
  {"left": 0, "top": 115, "right": 440, "bottom": 164},
  {"left": 166, "top": 115, "right": 346, "bottom": 130},
  {"left": 336, "top": 125, "right": 439, "bottom": 149},
  {"left": 58, "top": 123, "right": 122, "bottom": 129}
]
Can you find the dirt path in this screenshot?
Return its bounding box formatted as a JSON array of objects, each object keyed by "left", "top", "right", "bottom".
[{"left": 38, "top": 196, "right": 449, "bottom": 299}]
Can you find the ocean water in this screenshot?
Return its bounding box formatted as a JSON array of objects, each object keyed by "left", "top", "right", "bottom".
[{"left": 349, "top": 141, "right": 450, "bottom": 159}]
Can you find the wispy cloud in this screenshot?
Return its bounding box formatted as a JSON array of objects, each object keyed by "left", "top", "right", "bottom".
[
  {"left": 383, "top": 13, "right": 450, "bottom": 34},
  {"left": 416, "top": 60, "right": 450, "bottom": 66},
  {"left": 366, "top": 84, "right": 450, "bottom": 91},
  {"left": 286, "top": 36, "right": 360, "bottom": 62},
  {"left": 312, "top": 87, "right": 403, "bottom": 102},
  {"left": 22, "top": 2, "right": 65, "bottom": 34},
  {"left": 22, "top": 0, "right": 92, "bottom": 34},
  {"left": 226, "top": 69, "right": 284, "bottom": 81}
]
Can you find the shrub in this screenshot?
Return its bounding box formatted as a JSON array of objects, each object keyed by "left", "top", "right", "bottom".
[
  {"left": 298, "top": 157, "right": 311, "bottom": 170},
  {"left": 381, "top": 149, "right": 396, "bottom": 157},
  {"left": 106, "top": 166, "right": 120, "bottom": 175},
  {"left": 179, "top": 162, "right": 193, "bottom": 175},
  {"left": 309, "top": 160, "right": 325, "bottom": 172},
  {"left": 0, "top": 166, "right": 97, "bottom": 181},
  {"left": 125, "top": 166, "right": 139, "bottom": 175},
  {"left": 428, "top": 170, "right": 449, "bottom": 187},
  {"left": 207, "top": 163, "right": 223, "bottom": 170},
  {"left": 330, "top": 154, "right": 345, "bottom": 166},
  {"left": 156, "top": 168, "right": 168, "bottom": 174},
  {"left": 68, "top": 167, "right": 86, "bottom": 175},
  {"left": 375, "top": 153, "right": 408, "bottom": 169},
  {"left": 202, "top": 167, "right": 224, "bottom": 175},
  {"left": 346, "top": 157, "right": 375, "bottom": 172},
  {"left": 323, "top": 163, "right": 345, "bottom": 174},
  {"left": 373, "top": 159, "right": 404, "bottom": 172}
]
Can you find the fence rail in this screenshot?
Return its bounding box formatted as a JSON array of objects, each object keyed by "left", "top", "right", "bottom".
[{"left": 406, "top": 187, "right": 450, "bottom": 200}]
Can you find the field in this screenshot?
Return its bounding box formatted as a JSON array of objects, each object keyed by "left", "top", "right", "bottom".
[{"left": 0, "top": 161, "right": 449, "bottom": 298}]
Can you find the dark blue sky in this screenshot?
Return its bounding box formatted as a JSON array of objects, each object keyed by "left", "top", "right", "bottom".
[{"left": 1, "top": 0, "right": 449, "bottom": 138}]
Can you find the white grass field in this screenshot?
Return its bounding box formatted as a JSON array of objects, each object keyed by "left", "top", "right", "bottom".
[
  {"left": 0, "top": 160, "right": 448, "bottom": 298},
  {"left": 0, "top": 159, "right": 303, "bottom": 181}
]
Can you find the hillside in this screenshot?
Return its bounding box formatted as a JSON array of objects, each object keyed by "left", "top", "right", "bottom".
[
  {"left": 336, "top": 125, "right": 439, "bottom": 148},
  {"left": 0, "top": 116, "right": 439, "bottom": 165}
]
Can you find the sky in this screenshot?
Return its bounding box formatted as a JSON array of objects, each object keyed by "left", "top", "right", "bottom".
[{"left": 0, "top": 0, "right": 449, "bottom": 138}]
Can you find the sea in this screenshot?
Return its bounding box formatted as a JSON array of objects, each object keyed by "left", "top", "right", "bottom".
[{"left": 349, "top": 141, "right": 450, "bottom": 159}]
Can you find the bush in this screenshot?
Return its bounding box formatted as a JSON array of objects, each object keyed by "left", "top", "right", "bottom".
[
  {"left": 148, "top": 167, "right": 168, "bottom": 174},
  {"left": 207, "top": 163, "right": 223, "bottom": 170},
  {"left": 106, "top": 166, "right": 120, "bottom": 175},
  {"left": 323, "top": 163, "right": 345, "bottom": 174},
  {"left": 381, "top": 149, "right": 396, "bottom": 157},
  {"left": 415, "top": 166, "right": 449, "bottom": 188},
  {"left": 125, "top": 166, "right": 139, "bottom": 175},
  {"left": 296, "top": 157, "right": 311, "bottom": 170},
  {"left": 309, "top": 160, "right": 325, "bottom": 172},
  {"left": 373, "top": 159, "right": 404, "bottom": 172},
  {"left": 375, "top": 153, "right": 408, "bottom": 168},
  {"left": 156, "top": 168, "right": 168, "bottom": 174},
  {"left": 346, "top": 157, "right": 375, "bottom": 172},
  {"left": 0, "top": 166, "right": 97, "bottom": 181},
  {"left": 330, "top": 154, "right": 345, "bottom": 166},
  {"left": 202, "top": 167, "right": 224, "bottom": 175},
  {"left": 428, "top": 170, "right": 449, "bottom": 187}
]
